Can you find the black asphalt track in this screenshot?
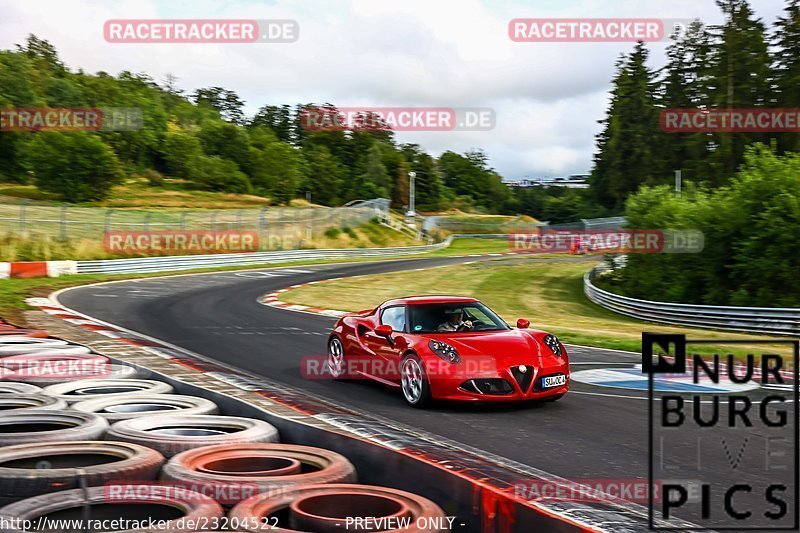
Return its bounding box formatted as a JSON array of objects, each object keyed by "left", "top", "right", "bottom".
[{"left": 59, "top": 256, "right": 797, "bottom": 528}]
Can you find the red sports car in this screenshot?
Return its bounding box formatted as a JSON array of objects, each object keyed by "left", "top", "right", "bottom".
[{"left": 327, "top": 296, "right": 569, "bottom": 407}]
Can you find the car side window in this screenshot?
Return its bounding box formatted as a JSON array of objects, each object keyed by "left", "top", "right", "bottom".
[{"left": 380, "top": 306, "right": 406, "bottom": 332}]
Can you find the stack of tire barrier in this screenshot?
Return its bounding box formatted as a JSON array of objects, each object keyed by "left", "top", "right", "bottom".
[{"left": 0, "top": 319, "right": 449, "bottom": 532}]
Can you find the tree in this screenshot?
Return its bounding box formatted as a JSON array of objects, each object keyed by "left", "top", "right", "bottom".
[
  {"left": 773, "top": 0, "right": 800, "bottom": 153},
  {"left": 28, "top": 132, "right": 123, "bottom": 202},
  {"left": 198, "top": 120, "right": 250, "bottom": 169},
  {"left": 248, "top": 142, "right": 305, "bottom": 203},
  {"left": 590, "top": 43, "right": 663, "bottom": 209},
  {"left": 251, "top": 104, "right": 294, "bottom": 143},
  {"left": 301, "top": 145, "right": 344, "bottom": 205},
  {"left": 16, "top": 34, "right": 64, "bottom": 72},
  {"left": 393, "top": 160, "right": 410, "bottom": 210},
  {"left": 192, "top": 87, "right": 246, "bottom": 124},
  {"left": 659, "top": 20, "right": 713, "bottom": 181},
  {"left": 360, "top": 143, "right": 391, "bottom": 199},
  {"left": 703, "top": 0, "right": 771, "bottom": 183},
  {"left": 160, "top": 127, "right": 203, "bottom": 178},
  {"left": 191, "top": 155, "right": 252, "bottom": 194}
]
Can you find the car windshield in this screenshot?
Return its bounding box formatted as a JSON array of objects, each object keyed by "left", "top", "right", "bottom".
[{"left": 408, "top": 302, "right": 509, "bottom": 333}]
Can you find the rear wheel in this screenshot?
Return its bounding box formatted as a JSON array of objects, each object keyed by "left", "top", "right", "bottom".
[
  {"left": 327, "top": 336, "right": 345, "bottom": 380},
  {"left": 401, "top": 355, "right": 432, "bottom": 408}
]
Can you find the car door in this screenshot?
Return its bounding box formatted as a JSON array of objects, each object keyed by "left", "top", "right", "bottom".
[{"left": 362, "top": 305, "right": 406, "bottom": 383}]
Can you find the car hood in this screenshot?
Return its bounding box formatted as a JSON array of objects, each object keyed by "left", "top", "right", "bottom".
[{"left": 425, "top": 329, "right": 547, "bottom": 365}]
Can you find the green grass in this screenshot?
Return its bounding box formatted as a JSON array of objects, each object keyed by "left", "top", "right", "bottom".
[
  {"left": 429, "top": 237, "right": 510, "bottom": 256},
  {"left": 0, "top": 178, "right": 275, "bottom": 209},
  {"left": 283, "top": 256, "right": 784, "bottom": 356},
  {"left": 0, "top": 236, "right": 524, "bottom": 325}
]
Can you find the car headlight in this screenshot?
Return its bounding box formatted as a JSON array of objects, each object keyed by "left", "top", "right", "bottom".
[
  {"left": 429, "top": 340, "right": 461, "bottom": 363},
  {"left": 543, "top": 334, "right": 562, "bottom": 357}
]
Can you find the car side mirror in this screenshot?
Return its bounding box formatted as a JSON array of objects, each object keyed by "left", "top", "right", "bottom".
[
  {"left": 375, "top": 324, "right": 394, "bottom": 346},
  {"left": 376, "top": 324, "right": 393, "bottom": 337},
  {"left": 516, "top": 318, "right": 530, "bottom": 329}
]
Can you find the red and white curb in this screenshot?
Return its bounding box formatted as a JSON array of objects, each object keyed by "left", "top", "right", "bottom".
[
  {"left": 258, "top": 281, "right": 349, "bottom": 317},
  {"left": 256, "top": 254, "right": 527, "bottom": 318},
  {"left": 1, "top": 261, "right": 77, "bottom": 279},
  {"left": 256, "top": 251, "right": 553, "bottom": 318}
]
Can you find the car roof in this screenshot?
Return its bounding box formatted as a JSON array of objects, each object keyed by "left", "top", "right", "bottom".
[{"left": 382, "top": 295, "right": 479, "bottom": 306}]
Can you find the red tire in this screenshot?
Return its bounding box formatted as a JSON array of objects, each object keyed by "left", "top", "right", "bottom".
[{"left": 162, "top": 443, "right": 356, "bottom": 506}]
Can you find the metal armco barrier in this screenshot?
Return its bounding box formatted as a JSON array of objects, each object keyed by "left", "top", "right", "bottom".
[
  {"left": 74, "top": 234, "right": 512, "bottom": 275},
  {"left": 76, "top": 241, "right": 449, "bottom": 274},
  {"left": 584, "top": 266, "right": 800, "bottom": 336}
]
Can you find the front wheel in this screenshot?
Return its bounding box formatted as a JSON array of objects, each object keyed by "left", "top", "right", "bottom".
[
  {"left": 400, "top": 355, "right": 432, "bottom": 408},
  {"left": 327, "top": 336, "right": 346, "bottom": 381}
]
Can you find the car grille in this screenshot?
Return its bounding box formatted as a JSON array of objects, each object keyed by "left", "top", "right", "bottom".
[
  {"left": 460, "top": 379, "right": 513, "bottom": 395},
  {"left": 510, "top": 365, "right": 534, "bottom": 392}
]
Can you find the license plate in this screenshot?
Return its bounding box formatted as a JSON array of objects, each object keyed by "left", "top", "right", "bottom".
[{"left": 542, "top": 374, "right": 566, "bottom": 388}]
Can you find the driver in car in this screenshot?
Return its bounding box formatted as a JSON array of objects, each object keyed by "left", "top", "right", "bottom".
[{"left": 438, "top": 308, "right": 473, "bottom": 331}]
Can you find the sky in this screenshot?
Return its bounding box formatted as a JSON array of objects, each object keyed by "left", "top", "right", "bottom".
[{"left": 0, "top": 0, "right": 789, "bottom": 180}]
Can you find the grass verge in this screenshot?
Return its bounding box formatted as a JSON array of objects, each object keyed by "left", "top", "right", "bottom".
[
  {"left": 282, "top": 256, "right": 786, "bottom": 356},
  {"left": 0, "top": 237, "right": 511, "bottom": 323}
]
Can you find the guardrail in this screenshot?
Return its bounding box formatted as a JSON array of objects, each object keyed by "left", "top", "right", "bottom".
[
  {"left": 584, "top": 265, "right": 800, "bottom": 336},
  {"left": 74, "top": 233, "right": 515, "bottom": 274},
  {"left": 76, "top": 242, "right": 448, "bottom": 274}
]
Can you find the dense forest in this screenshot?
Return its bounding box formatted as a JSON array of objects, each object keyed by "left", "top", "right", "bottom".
[
  {"left": 592, "top": 0, "right": 800, "bottom": 209},
  {"left": 0, "top": 34, "right": 606, "bottom": 223},
  {"left": 585, "top": 0, "right": 800, "bottom": 307}
]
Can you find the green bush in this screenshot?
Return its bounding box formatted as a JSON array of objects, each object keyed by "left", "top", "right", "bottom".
[
  {"left": 342, "top": 226, "right": 357, "bottom": 238},
  {"left": 28, "top": 132, "right": 123, "bottom": 202},
  {"left": 144, "top": 169, "right": 164, "bottom": 187},
  {"left": 324, "top": 227, "right": 341, "bottom": 239},
  {"left": 190, "top": 155, "right": 252, "bottom": 194},
  {"left": 618, "top": 145, "right": 800, "bottom": 307}
]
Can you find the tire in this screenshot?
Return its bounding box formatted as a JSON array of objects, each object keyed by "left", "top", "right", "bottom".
[
  {"left": 0, "top": 353, "right": 107, "bottom": 365},
  {"left": 163, "top": 444, "right": 356, "bottom": 506},
  {"left": 0, "top": 346, "right": 92, "bottom": 357},
  {"left": 0, "top": 409, "right": 108, "bottom": 446},
  {"left": 3, "top": 363, "right": 141, "bottom": 387},
  {"left": 107, "top": 414, "right": 279, "bottom": 458},
  {"left": 400, "top": 354, "right": 432, "bottom": 408},
  {"left": 43, "top": 378, "right": 174, "bottom": 404},
  {"left": 0, "top": 485, "right": 222, "bottom": 532},
  {"left": 0, "top": 441, "right": 164, "bottom": 505},
  {"left": 0, "top": 394, "right": 68, "bottom": 411},
  {"left": 73, "top": 394, "right": 218, "bottom": 423},
  {"left": 327, "top": 335, "right": 346, "bottom": 380},
  {"left": 0, "top": 330, "right": 49, "bottom": 338},
  {"left": 0, "top": 382, "right": 41, "bottom": 395},
  {"left": 0, "top": 339, "right": 74, "bottom": 355},
  {"left": 229, "top": 484, "right": 447, "bottom": 532}
]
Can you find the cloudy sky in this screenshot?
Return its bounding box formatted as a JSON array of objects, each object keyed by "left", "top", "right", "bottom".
[{"left": 0, "top": 0, "right": 788, "bottom": 179}]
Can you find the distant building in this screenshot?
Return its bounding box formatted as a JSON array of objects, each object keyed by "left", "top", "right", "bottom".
[{"left": 506, "top": 174, "right": 590, "bottom": 189}]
